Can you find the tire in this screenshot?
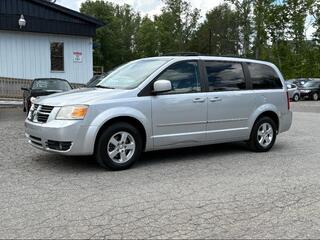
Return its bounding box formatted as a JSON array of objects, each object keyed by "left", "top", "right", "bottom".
[
  {"left": 23, "top": 99, "right": 26, "bottom": 112},
  {"left": 247, "top": 117, "right": 277, "bottom": 152},
  {"left": 293, "top": 94, "right": 299, "bottom": 102},
  {"left": 312, "top": 92, "right": 319, "bottom": 101},
  {"left": 95, "top": 122, "right": 143, "bottom": 170}
]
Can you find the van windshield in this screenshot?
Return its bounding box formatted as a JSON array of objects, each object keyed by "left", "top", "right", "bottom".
[{"left": 97, "top": 59, "right": 170, "bottom": 89}]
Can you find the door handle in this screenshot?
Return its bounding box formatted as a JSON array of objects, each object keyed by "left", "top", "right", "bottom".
[
  {"left": 209, "top": 97, "right": 222, "bottom": 102},
  {"left": 193, "top": 98, "right": 205, "bottom": 103}
]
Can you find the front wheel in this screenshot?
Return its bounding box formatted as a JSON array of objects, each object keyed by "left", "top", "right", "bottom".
[
  {"left": 312, "top": 92, "right": 319, "bottom": 101},
  {"left": 293, "top": 94, "right": 299, "bottom": 102},
  {"left": 95, "top": 122, "right": 143, "bottom": 170},
  {"left": 247, "top": 117, "right": 277, "bottom": 152}
]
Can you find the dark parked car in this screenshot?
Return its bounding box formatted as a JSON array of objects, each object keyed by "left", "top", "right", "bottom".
[
  {"left": 86, "top": 74, "right": 106, "bottom": 88},
  {"left": 21, "top": 78, "right": 72, "bottom": 112},
  {"left": 287, "top": 78, "right": 311, "bottom": 88},
  {"left": 299, "top": 80, "right": 320, "bottom": 101}
]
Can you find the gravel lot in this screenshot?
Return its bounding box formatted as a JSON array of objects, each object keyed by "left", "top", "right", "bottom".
[{"left": 1, "top": 101, "right": 320, "bottom": 239}]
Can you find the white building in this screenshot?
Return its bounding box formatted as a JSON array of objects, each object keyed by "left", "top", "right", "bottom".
[{"left": 0, "top": 0, "right": 103, "bottom": 98}]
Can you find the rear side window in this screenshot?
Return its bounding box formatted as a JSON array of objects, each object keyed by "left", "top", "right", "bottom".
[
  {"left": 156, "top": 61, "right": 201, "bottom": 94},
  {"left": 205, "top": 61, "right": 246, "bottom": 91},
  {"left": 247, "top": 63, "right": 283, "bottom": 89}
]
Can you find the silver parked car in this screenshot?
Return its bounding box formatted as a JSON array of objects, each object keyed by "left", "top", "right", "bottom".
[
  {"left": 25, "top": 56, "right": 292, "bottom": 170},
  {"left": 286, "top": 83, "right": 300, "bottom": 101}
]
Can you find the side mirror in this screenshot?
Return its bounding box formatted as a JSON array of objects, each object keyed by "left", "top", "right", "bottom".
[
  {"left": 153, "top": 80, "right": 172, "bottom": 93},
  {"left": 21, "top": 87, "right": 29, "bottom": 91}
]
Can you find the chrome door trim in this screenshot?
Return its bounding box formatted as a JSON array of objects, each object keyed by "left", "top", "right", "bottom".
[
  {"left": 152, "top": 127, "right": 248, "bottom": 139},
  {"left": 207, "top": 118, "right": 248, "bottom": 124},
  {"left": 157, "top": 120, "right": 207, "bottom": 127}
]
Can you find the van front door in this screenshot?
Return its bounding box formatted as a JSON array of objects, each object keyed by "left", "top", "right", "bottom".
[{"left": 151, "top": 61, "right": 207, "bottom": 149}]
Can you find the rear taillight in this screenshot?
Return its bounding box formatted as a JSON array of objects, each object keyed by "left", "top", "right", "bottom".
[{"left": 286, "top": 91, "right": 290, "bottom": 110}]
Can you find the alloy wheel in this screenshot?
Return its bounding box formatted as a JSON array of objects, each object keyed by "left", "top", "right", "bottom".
[
  {"left": 257, "top": 123, "right": 274, "bottom": 148},
  {"left": 107, "top": 131, "right": 136, "bottom": 164}
]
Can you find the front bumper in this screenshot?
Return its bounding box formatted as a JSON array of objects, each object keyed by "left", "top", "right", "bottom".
[
  {"left": 299, "top": 92, "right": 311, "bottom": 99},
  {"left": 25, "top": 119, "right": 97, "bottom": 156}
]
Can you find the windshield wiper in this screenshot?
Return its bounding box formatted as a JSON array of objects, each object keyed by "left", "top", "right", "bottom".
[{"left": 95, "top": 85, "right": 115, "bottom": 89}]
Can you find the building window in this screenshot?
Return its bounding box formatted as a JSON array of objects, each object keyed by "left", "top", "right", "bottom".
[{"left": 50, "top": 42, "right": 64, "bottom": 71}]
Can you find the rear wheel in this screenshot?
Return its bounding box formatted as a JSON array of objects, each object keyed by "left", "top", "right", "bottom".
[
  {"left": 293, "top": 94, "right": 299, "bottom": 102},
  {"left": 95, "top": 122, "right": 143, "bottom": 170},
  {"left": 247, "top": 117, "right": 277, "bottom": 152},
  {"left": 312, "top": 92, "right": 319, "bottom": 101}
]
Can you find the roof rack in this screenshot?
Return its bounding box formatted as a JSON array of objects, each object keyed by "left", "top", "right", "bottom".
[{"left": 161, "top": 52, "right": 202, "bottom": 56}]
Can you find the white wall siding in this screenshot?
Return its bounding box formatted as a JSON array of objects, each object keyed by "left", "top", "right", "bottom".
[{"left": 0, "top": 30, "right": 93, "bottom": 84}]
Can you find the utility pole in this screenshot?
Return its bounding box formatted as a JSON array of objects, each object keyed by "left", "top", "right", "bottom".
[{"left": 209, "top": 28, "right": 212, "bottom": 55}]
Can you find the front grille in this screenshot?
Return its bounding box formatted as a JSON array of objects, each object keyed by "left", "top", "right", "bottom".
[
  {"left": 36, "top": 113, "right": 49, "bottom": 123},
  {"left": 28, "top": 104, "right": 54, "bottom": 123},
  {"left": 40, "top": 105, "right": 54, "bottom": 113},
  {"left": 46, "top": 140, "right": 72, "bottom": 151}
]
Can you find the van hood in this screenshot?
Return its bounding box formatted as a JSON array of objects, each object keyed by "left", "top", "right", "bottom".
[{"left": 35, "top": 87, "right": 128, "bottom": 106}]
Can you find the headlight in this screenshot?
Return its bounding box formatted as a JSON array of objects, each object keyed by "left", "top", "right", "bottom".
[
  {"left": 56, "top": 105, "right": 88, "bottom": 120},
  {"left": 30, "top": 97, "right": 36, "bottom": 103},
  {"left": 301, "top": 90, "right": 311, "bottom": 93}
]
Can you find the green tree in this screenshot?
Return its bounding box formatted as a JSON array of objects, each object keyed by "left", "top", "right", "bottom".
[
  {"left": 80, "top": 0, "right": 140, "bottom": 71},
  {"left": 252, "top": 0, "right": 274, "bottom": 59},
  {"left": 155, "top": 0, "right": 200, "bottom": 53},
  {"left": 135, "top": 17, "right": 159, "bottom": 57},
  {"left": 228, "top": 0, "right": 253, "bottom": 57},
  {"left": 190, "top": 4, "right": 240, "bottom": 55}
]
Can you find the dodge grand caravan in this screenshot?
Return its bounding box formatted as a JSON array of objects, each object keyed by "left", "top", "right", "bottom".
[{"left": 25, "top": 56, "right": 292, "bottom": 170}]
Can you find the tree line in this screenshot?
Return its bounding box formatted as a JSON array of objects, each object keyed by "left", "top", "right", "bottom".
[{"left": 80, "top": 0, "right": 320, "bottom": 79}]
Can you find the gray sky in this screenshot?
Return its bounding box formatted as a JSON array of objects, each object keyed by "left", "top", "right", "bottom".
[{"left": 56, "top": 0, "right": 224, "bottom": 16}]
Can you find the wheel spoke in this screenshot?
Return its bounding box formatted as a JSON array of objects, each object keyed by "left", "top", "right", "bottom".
[
  {"left": 109, "top": 137, "right": 119, "bottom": 147},
  {"left": 120, "top": 151, "right": 127, "bottom": 162},
  {"left": 262, "top": 123, "right": 267, "bottom": 132},
  {"left": 120, "top": 132, "right": 128, "bottom": 143},
  {"left": 126, "top": 142, "right": 135, "bottom": 150},
  {"left": 109, "top": 149, "right": 118, "bottom": 159},
  {"left": 266, "top": 128, "right": 273, "bottom": 135},
  {"left": 259, "top": 136, "right": 264, "bottom": 144}
]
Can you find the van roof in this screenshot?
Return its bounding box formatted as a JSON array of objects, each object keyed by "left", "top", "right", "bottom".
[{"left": 143, "top": 55, "right": 275, "bottom": 66}]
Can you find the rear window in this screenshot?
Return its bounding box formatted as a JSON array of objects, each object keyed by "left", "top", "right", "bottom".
[
  {"left": 205, "top": 61, "right": 246, "bottom": 91},
  {"left": 247, "top": 63, "right": 282, "bottom": 89},
  {"left": 31, "top": 79, "right": 71, "bottom": 91}
]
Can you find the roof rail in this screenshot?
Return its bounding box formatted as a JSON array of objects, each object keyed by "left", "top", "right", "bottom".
[{"left": 161, "top": 52, "right": 202, "bottom": 56}]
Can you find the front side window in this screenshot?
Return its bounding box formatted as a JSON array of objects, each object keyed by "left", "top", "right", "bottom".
[
  {"left": 205, "top": 61, "right": 246, "bottom": 91},
  {"left": 51, "top": 42, "right": 64, "bottom": 71},
  {"left": 98, "top": 59, "right": 170, "bottom": 89},
  {"left": 248, "top": 63, "right": 282, "bottom": 89},
  {"left": 156, "top": 61, "right": 201, "bottom": 94}
]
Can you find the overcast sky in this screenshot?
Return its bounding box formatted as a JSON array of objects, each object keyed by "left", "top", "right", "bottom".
[
  {"left": 56, "top": 0, "right": 224, "bottom": 17},
  {"left": 56, "top": 0, "right": 315, "bottom": 38}
]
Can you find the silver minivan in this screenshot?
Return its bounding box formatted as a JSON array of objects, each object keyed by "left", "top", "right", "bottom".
[{"left": 25, "top": 56, "right": 292, "bottom": 170}]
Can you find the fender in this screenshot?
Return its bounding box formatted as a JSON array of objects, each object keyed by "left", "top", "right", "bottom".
[
  {"left": 90, "top": 106, "right": 153, "bottom": 151},
  {"left": 248, "top": 103, "right": 280, "bottom": 131}
]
